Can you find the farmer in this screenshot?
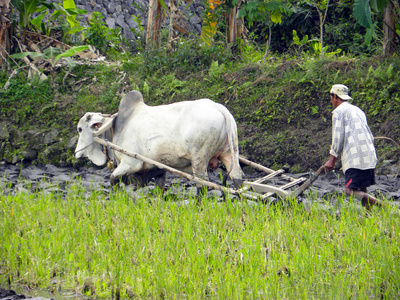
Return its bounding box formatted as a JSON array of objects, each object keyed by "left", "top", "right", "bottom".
[{"left": 324, "top": 84, "right": 382, "bottom": 210}]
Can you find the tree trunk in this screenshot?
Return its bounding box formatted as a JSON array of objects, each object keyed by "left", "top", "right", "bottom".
[
  {"left": 146, "top": 0, "right": 163, "bottom": 48},
  {"left": 227, "top": 0, "right": 245, "bottom": 44},
  {"left": 383, "top": 4, "right": 396, "bottom": 56},
  {"left": 320, "top": 19, "right": 324, "bottom": 58},
  {"left": 0, "top": 22, "right": 11, "bottom": 68},
  {"left": 168, "top": 0, "right": 176, "bottom": 48},
  {"left": 263, "top": 26, "right": 272, "bottom": 64},
  {"left": 227, "top": 6, "right": 237, "bottom": 44},
  {"left": 153, "top": 1, "right": 163, "bottom": 47},
  {"left": 0, "top": 0, "right": 11, "bottom": 68}
]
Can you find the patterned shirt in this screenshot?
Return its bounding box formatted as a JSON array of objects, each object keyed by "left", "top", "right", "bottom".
[{"left": 329, "top": 101, "right": 377, "bottom": 173}]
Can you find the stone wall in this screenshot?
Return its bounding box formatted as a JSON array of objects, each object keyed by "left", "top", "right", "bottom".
[{"left": 73, "top": 0, "right": 205, "bottom": 41}]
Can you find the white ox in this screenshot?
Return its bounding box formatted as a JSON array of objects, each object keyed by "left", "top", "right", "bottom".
[{"left": 75, "top": 90, "right": 244, "bottom": 189}]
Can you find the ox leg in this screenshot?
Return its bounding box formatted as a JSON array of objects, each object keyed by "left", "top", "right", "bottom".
[
  {"left": 219, "top": 153, "right": 244, "bottom": 189},
  {"left": 119, "top": 174, "right": 144, "bottom": 186},
  {"left": 137, "top": 169, "right": 166, "bottom": 188},
  {"left": 152, "top": 169, "right": 167, "bottom": 192},
  {"left": 110, "top": 161, "right": 143, "bottom": 186},
  {"left": 122, "top": 173, "right": 151, "bottom": 188},
  {"left": 124, "top": 169, "right": 166, "bottom": 190},
  {"left": 192, "top": 161, "right": 210, "bottom": 202}
]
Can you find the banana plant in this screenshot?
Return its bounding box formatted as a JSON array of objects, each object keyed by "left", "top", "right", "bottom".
[
  {"left": 353, "top": 0, "right": 398, "bottom": 46},
  {"left": 201, "top": 0, "right": 258, "bottom": 46},
  {"left": 10, "top": 0, "right": 53, "bottom": 30},
  {"left": 11, "top": 45, "right": 89, "bottom": 67},
  {"left": 30, "top": 0, "right": 86, "bottom": 36},
  {"left": 145, "top": 0, "right": 169, "bottom": 47},
  {"left": 353, "top": 0, "right": 381, "bottom": 44},
  {"left": 11, "top": 0, "right": 86, "bottom": 34},
  {"left": 61, "top": 0, "right": 80, "bottom": 31},
  {"left": 354, "top": 0, "right": 389, "bottom": 29},
  {"left": 200, "top": 0, "right": 224, "bottom": 46}
]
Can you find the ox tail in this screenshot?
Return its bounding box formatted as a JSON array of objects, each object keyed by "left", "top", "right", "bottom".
[{"left": 215, "top": 103, "right": 242, "bottom": 179}]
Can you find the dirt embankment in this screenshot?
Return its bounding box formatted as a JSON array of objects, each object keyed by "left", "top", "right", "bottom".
[{"left": 1, "top": 58, "right": 400, "bottom": 176}]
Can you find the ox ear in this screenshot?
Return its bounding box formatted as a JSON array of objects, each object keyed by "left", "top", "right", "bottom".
[{"left": 87, "top": 147, "right": 107, "bottom": 166}]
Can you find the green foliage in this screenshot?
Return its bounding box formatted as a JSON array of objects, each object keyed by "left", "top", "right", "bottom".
[
  {"left": 0, "top": 73, "right": 54, "bottom": 124},
  {"left": 355, "top": 63, "right": 400, "bottom": 121},
  {"left": 291, "top": 30, "right": 342, "bottom": 58},
  {"left": 124, "top": 37, "right": 233, "bottom": 78},
  {"left": 236, "top": 0, "right": 291, "bottom": 53},
  {"left": 253, "top": 0, "right": 384, "bottom": 56},
  {"left": 324, "top": 20, "right": 376, "bottom": 55},
  {"left": 83, "top": 12, "right": 125, "bottom": 55},
  {"left": 59, "top": 0, "right": 86, "bottom": 34},
  {"left": 354, "top": 0, "right": 373, "bottom": 28},
  {"left": 83, "top": 12, "right": 108, "bottom": 51},
  {"left": 208, "top": 60, "right": 226, "bottom": 81},
  {"left": 291, "top": 30, "right": 309, "bottom": 56},
  {"left": 352, "top": 0, "right": 390, "bottom": 45},
  {"left": 130, "top": 14, "right": 145, "bottom": 47},
  {"left": 239, "top": 0, "right": 289, "bottom": 27},
  {"left": 239, "top": 37, "right": 265, "bottom": 63},
  {"left": 147, "top": 73, "right": 184, "bottom": 103},
  {"left": 310, "top": 41, "right": 342, "bottom": 57}
]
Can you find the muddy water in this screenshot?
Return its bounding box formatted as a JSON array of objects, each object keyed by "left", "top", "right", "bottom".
[
  {"left": 1, "top": 162, "right": 400, "bottom": 204},
  {"left": 0, "top": 285, "right": 83, "bottom": 300}
]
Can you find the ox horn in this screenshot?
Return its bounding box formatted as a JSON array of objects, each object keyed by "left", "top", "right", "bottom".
[{"left": 93, "top": 113, "right": 118, "bottom": 137}]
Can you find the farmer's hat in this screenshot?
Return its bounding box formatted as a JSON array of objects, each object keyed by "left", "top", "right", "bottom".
[{"left": 330, "top": 84, "right": 352, "bottom": 100}]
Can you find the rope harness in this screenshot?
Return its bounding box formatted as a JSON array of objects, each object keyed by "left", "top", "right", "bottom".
[
  {"left": 98, "top": 115, "right": 119, "bottom": 170},
  {"left": 74, "top": 142, "right": 94, "bottom": 155},
  {"left": 101, "top": 126, "right": 119, "bottom": 170}
]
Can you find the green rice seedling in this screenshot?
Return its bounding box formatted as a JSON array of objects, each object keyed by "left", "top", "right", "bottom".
[{"left": 1, "top": 181, "right": 399, "bottom": 299}]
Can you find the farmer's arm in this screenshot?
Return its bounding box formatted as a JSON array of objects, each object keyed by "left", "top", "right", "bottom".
[
  {"left": 324, "top": 155, "right": 336, "bottom": 171},
  {"left": 325, "top": 112, "right": 344, "bottom": 171}
]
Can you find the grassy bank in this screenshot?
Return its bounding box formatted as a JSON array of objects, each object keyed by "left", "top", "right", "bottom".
[
  {"left": 1, "top": 184, "right": 399, "bottom": 299},
  {"left": 1, "top": 50, "right": 400, "bottom": 172}
]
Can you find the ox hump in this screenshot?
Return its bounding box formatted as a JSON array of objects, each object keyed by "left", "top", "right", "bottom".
[{"left": 119, "top": 90, "right": 144, "bottom": 114}]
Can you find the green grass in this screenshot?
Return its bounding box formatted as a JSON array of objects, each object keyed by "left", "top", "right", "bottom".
[{"left": 1, "top": 183, "right": 399, "bottom": 299}]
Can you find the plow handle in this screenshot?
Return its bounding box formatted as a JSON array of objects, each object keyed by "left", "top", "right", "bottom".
[{"left": 291, "top": 165, "right": 325, "bottom": 198}]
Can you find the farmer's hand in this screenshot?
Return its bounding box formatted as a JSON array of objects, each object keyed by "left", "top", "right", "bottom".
[{"left": 324, "top": 155, "right": 336, "bottom": 172}]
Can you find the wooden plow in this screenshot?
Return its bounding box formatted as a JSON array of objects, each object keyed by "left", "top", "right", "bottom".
[{"left": 93, "top": 137, "right": 321, "bottom": 201}]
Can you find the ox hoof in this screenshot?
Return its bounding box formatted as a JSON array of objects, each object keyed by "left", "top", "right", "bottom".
[
  {"left": 110, "top": 176, "right": 120, "bottom": 186},
  {"left": 233, "top": 179, "right": 244, "bottom": 189},
  {"left": 222, "top": 176, "right": 244, "bottom": 189}
]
